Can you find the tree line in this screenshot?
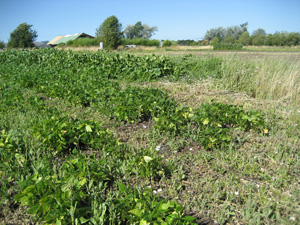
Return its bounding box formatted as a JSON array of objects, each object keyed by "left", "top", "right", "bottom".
[
  {"left": 1, "top": 17, "right": 299, "bottom": 50},
  {"left": 204, "top": 22, "right": 300, "bottom": 47}
]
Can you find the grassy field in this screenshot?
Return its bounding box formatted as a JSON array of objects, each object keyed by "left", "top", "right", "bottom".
[{"left": 0, "top": 48, "right": 299, "bottom": 224}]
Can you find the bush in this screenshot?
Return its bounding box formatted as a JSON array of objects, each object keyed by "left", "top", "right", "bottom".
[
  {"left": 0, "top": 41, "right": 5, "bottom": 49},
  {"left": 162, "top": 40, "right": 172, "bottom": 47},
  {"left": 213, "top": 43, "right": 243, "bottom": 50},
  {"left": 66, "top": 38, "right": 101, "bottom": 47},
  {"left": 121, "top": 38, "right": 160, "bottom": 47}
]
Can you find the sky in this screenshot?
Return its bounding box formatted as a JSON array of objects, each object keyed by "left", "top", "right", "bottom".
[{"left": 0, "top": 0, "right": 300, "bottom": 42}]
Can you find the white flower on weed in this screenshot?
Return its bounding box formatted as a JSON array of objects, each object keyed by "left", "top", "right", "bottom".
[
  {"left": 293, "top": 124, "right": 298, "bottom": 127},
  {"left": 155, "top": 145, "right": 161, "bottom": 151},
  {"left": 143, "top": 125, "right": 147, "bottom": 129},
  {"left": 290, "top": 216, "right": 296, "bottom": 221},
  {"left": 157, "top": 188, "right": 162, "bottom": 193},
  {"left": 49, "top": 97, "right": 51, "bottom": 100},
  {"left": 189, "top": 148, "right": 193, "bottom": 151},
  {"left": 106, "top": 153, "right": 109, "bottom": 156},
  {"left": 260, "top": 168, "right": 265, "bottom": 172},
  {"left": 234, "top": 191, "right": 239, "bottom": 196},
  {"left": 298, "top": 110, "right": 300, "bottom": 113},
  {"left": 256, "top": 184, "right": 260, "bottom": 188},
  {"left": 278, "top": 81, "right": 282, "bottom": 84},
  {"left": 153, "top": 190, "right": 157, "bottom": 194},
  {"left": 147, "top": 185, "right": 151, "bottom": 188}
]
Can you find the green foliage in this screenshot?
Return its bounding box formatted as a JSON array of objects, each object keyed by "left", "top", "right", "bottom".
[
  {"left": 115, "top": 185, "right": 196, "bottom": 224},
  {"left": 0, "top": 49, "right": 184, "bottom": 82},
  {"left": 122, "top": 38, "right": 160, "bottom": 47},
  {"left": 154, "top": 102, "right": 267, "bottom": 150},
  {"left": 205, "top": 23, "right": 299, "bottom": 46},
  {"left": 238, "top": 32, "right": 250, "bottom": 45},
  {"left": 95, "top": 15, "right": 122, "bottom": 49},
  {"left": 210, "top": 37, "right": 220, "bottom": 45},
  {"left": 179, "top": 54, "right": 223, "bottom": 80},
  {"left": 8, "top": 23, "right": 38, "bottom": 48},
  {"left": 109, "top": 87, "right": 177, "bottom": 123},
  {"left": 123, "top": 22, "right": 157, "bottom": 39},
  {"left": 0, "top": 41, "right": 5, "bottom": 49},
  {"left": 213, "top": 43, "right": 243, "bottom": 50},
  {"left": 66, "top": 37, "right": 101, "bottom": 47},
  {"left": 177, "top": 39, "right": 203, "bottom": 46},
  {"left": 33, "top": 117, "right": 117, "bottom": 155},
  {"left": 265, "top": 32, "right": 300, "bottom": 46},
  {"left": 163, "top": 40, "right": 172, "bottom": 47}
]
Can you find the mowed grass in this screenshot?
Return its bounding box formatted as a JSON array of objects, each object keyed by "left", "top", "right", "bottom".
[{"left": 1, "top": 49, "right": 299, "bottom": 224}]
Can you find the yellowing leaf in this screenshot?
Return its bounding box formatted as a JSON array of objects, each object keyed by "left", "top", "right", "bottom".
[
  {"left": 139, "top": 219, "right": 150, "bottom": 225},
  {"left": 144, "top": 156, "right": 153, "bottom": 163},
  {"left": 203, "top": 118, "right": 209, "bottom": 125},
  {"left": 85, "top": 125, "right": 92, "bottom": 132}
]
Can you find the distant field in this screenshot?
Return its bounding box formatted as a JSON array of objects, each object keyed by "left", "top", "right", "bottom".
[{"left": 57, "top": 45, "right": 300, "bottom": 62}]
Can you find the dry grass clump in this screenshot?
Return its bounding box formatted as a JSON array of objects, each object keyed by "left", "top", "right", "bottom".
[{"left": 217, "top": 55, "right": 300, "bottom": 105}]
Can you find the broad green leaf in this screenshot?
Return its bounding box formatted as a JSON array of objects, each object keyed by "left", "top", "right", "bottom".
[
  {"left": 80, "top": 217, "right": 89, "bottom": 224},
  {"left": 129, "top": 207, "right": 142, "bottom": 217},
  {"left": 118, "top": 182, "right": 127, "bottom": 192},
  {"left": 183, "top": 215, "right": 196, "bottom": 222}
]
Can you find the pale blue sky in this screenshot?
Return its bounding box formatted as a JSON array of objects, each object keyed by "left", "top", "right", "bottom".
[{"left": 0, "top": 0, "right": 299, "bottom": 42}]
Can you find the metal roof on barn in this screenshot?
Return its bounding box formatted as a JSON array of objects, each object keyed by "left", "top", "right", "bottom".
[{"left": 47, "top": 33, "right": 94, "bottom": 46}]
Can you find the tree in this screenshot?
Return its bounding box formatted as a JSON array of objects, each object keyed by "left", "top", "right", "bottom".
[
  {"left": 224, "top": 26, "right": 244, "bottom": 41},
  {"left": 95, "top": 15, "right": 122, "bottom": 49},
  {"left": 0, "top": 41, "right": 5, "bottom": 49},
  {"left": 251, "top": 28, "right": 266, "bottom": 45},
  {"left": 204, "top": 27, "right": 226, "bottom": 41},
  {"left": 8, "top": 23, "right": 37, "bottom": 48},
  {"left": 123, "top": 22, "right": 157, "bottom": 39},
  {"left": 240, "top": 22, "right": 248, "bottom": 32},
  {"left": 239, "top": 31, "right": 250, "bottom": 45}
]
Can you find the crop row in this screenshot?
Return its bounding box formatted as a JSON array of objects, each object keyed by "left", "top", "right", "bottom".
[
  {"left": 0, "top": 83, "right": 196, "bottom": 224},
  {"left": 1, "top": 50, "right": 268, "bottom": 149},
  {"left": 0, "top": 49, "right": 184, "bottom": 81}
]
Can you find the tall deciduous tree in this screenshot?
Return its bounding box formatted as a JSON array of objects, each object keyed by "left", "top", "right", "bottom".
[
  {"left": 123, "top": 22, "right": 157, "bottom": 39},
  {"left": 95, "top": 15, "right": 122, "bottom": 49},
  {"left": 251, "top": 28, "right": 266, "bottom": 46},
  {"left": 8, "top": 23, "right": 37, "bottom": 48}
]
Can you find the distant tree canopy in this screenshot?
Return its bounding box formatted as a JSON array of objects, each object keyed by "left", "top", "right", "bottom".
[
  {"left": 204, "top": 23, "right": 300, "bottom": 46},
  {"left": 8, "top": 23, "right": 37, "bottom": 48},
  {"left": 0, "top": 41, "right": 5, "bottom": 49},
  {"left": 123, "top": 21, "right": 157, "bottom": 39},
  {"left": 95, "top": 15, "right": 122, "bottom": 49}
]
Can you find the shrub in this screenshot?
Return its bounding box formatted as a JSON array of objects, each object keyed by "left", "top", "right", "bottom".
[
  {"left": 162, "top": 40, "right": 172, "bottom": 47},
  {"left": 0, "top": 41, "right": 5, "bottom": 49},
  {"left": 121, "top": 38, "right": 160, "bottom": 47}
]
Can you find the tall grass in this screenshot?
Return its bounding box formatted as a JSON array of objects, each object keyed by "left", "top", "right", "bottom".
[{"left": 217, "top": 55, "right": 300, "bottom": 104}]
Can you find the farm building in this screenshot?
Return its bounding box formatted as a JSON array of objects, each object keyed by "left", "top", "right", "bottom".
[{"left": 47, "top": 33, "right": 94, "bottom": 46}]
